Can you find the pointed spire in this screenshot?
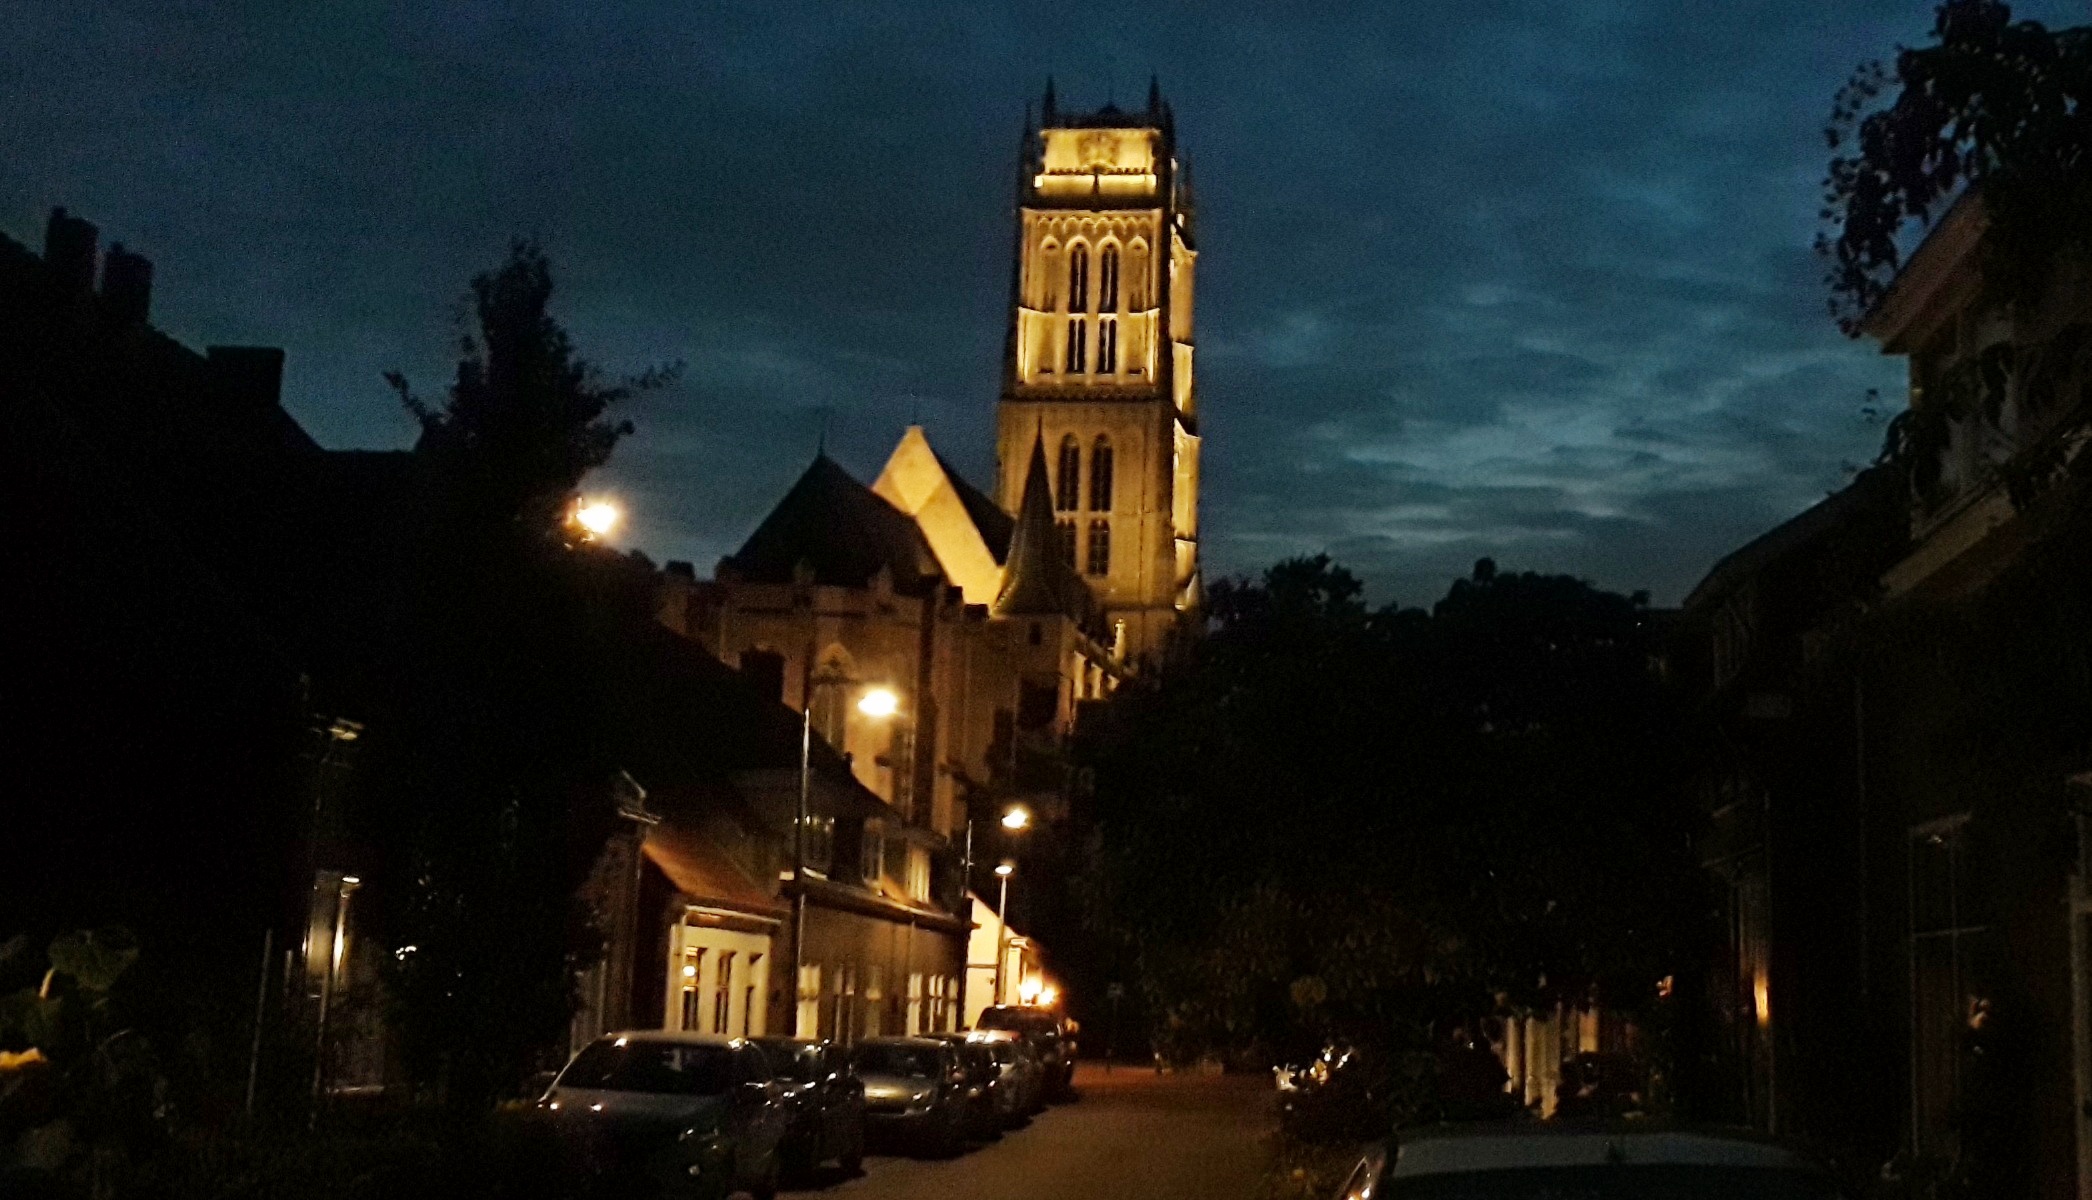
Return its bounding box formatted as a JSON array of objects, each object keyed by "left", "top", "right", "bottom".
[
  {"left": 1042, "top": 76, "right": 1057, "bottom": 125},
  {"left": 995, "top": 429, "right": 1073, "bottom": 616}
]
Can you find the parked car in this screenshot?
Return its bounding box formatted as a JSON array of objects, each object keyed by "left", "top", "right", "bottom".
[
  {"left": 976, "top": 1005, "right": 1076, "bottom": 1097},
  {"left": 537, "top": 1031, "right": 791, "bottom": 1200},
  {"left": 925, "top": 1033, "right": 1008, "bottom": 1138},
  {"left": 849, "top": 1036, "right": 969, "bottom": 1156},
  {"left": 748, "top": 1037, "right": 866, "bottom": 1179},
  {"left": 964, "top": 1029, "right": 1045, "bottom": 1120},
  {"left": 1331, "top": 1125, "right": 1842, "bottom": 1200}
]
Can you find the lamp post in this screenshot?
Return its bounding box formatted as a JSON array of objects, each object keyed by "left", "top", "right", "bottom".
[
  {"left": 992, "top": 861, "right": 1015, "bottom": 1007},
  {"left": 957, "top": 804, "right": 1031, "bottom": 1028},
  {"left": 790, "top": 678, "right": 898, "bottom": 1038}
]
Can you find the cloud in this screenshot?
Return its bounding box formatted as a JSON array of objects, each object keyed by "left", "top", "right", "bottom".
[{"left": 11, "top": 0, "right": 2077, "bottom": 603}]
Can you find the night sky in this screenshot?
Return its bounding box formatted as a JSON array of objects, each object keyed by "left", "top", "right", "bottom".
[{"left": 10, "top": 2, "right": 2073, "bottom": 606}]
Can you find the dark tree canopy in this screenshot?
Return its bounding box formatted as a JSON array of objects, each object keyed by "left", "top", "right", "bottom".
[
  {"left": 1078, "top": 557, "right": 1691, "bottom": 1067},
  {"left": 1819, "top": 0, "right": 2092, "bottom": 334},
  {"left": 388, "top": 240, "right": 675, "bottom": 535}
]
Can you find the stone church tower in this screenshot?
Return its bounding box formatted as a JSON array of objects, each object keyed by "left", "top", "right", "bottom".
[{"left": 995, "top": 80, "right": 1200, "bottom": 661}]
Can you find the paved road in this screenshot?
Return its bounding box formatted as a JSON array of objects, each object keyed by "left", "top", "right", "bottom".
[{"left": 796, "top": 1064, "right": 1273, "bottom": 1200}]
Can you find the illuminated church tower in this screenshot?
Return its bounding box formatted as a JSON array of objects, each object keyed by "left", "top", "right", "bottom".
[{"left": 996, "top": 79, "right": 1200, "bottom": 661}]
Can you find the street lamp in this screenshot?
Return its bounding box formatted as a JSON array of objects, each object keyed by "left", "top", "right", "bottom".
[
  {"left": 573, "top": 498, "right": 621, "bottom": 540},
  {"left": 993, "top": 860, "right": 1016, "bottom": 1007},
  {"left": 790, "top": 675, "right": 899, "bottom": 1037},
  {"left": 957, "top": 802, "right": 1032, "bottom": 1027}
]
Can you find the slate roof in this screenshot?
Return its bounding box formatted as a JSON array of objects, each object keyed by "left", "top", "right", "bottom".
[{"left": 726, "top": 454, "right": 943, "bottom": 593}]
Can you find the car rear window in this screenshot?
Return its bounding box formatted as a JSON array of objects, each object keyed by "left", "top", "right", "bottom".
[
  {"left": 556, "top": 1040, "right": 737, "bottom": 1096},
  {"left": 1387, "top": 1165, "right": 1840, "bottom": 1200},
  {"left": 851, "top": 1044, "right": 943, "bottom": 1078}
]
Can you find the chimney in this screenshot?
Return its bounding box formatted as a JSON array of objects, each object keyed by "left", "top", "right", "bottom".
[
  {"left": 207, "top": 346, "right": 285, "bottom": 411},
  {"left": 43, "top": 207, "right": 98, "bottom": 297},
  {"left": 100, "top": 243, "right": 153, "bottom": 325}
]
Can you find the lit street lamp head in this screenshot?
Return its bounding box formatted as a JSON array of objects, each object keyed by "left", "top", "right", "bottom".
[
  {"left": 574, "top": 498, "right": 621, "bottom": 538},
  {"left": 856, "top": 686, "right": 900, "bottom": 718},
  {"left": 994, "top": 861, "right": 1014, "bottom": 877},
  {"left": 1001, "top": 806, "right": 1031, "bottom": 830}
]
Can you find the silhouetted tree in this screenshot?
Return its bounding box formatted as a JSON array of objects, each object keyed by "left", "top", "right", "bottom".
[
  {"left": 1819, "top": 0, "right": 2092, "bottom": 334},
  {"left": 353, "top": 243, "right": 674, "bottom": 1114},
  {"left": 1079, "top": 556, "right": 1691, "bottom": 1071}
]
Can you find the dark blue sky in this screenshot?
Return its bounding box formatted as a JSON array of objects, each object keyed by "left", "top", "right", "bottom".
[{"left": 9, "top": 2, "right": 2072, "bottom": 605}]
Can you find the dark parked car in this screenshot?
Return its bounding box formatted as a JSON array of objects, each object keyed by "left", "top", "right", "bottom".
[
  {"left": 976, "top": 1005, "right": 1076, "bottom": 1097},
  {"left": 968, "top": 1029, "right": 1046, "bottom": 1118},
  {"left": 926, "top": 1033, "right": 1008, "bottom": 1138},
  {"left": 849, "top": 1037, "right": 969, "bottom": 1156},
  {"left": 1330, "top": 1126, "right": 1841, "bottom": 1200},
  {"left": 537, "top": 1031, "right": 791, "bottom": 1200},
  {"left": 749, "top": 1037, "right": 866, "bottom": 1179}
]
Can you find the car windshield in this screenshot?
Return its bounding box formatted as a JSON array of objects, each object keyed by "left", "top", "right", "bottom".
[
  {"left": 1385, "top": 1166, "right": 1840, "bottom": 1200},
  {"left": 851, "top": 1044, "right": 941, "bottom": 1078},
  {"left": 753, "top": 1040, "right": 822, "bottom": 1082},
  {"left": 555, "top": 1039, "right": 738, "bottom": 1096}
]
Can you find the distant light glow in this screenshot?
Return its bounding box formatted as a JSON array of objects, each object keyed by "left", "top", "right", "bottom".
[
  {"left": 575, "top": 499, "right": 621, "bottom": 537},
  {"left": 994, "top": 862, "right": 1014, "bottom": 877},
  {"left": 857, "top": 687, "right": 900, "bottom": 718},
  {"left": 682, "top": 964, "right": 698, "bottom": 978},
  {"left": 1019, "top": 978, "right": 1042, "bottom": 1003},
  {"left": 1001, "top": 806, "right": 1031, "bottom": 830},
  {"left": 1039, "top": 985, "right": 1059, "bottom": 1006}
]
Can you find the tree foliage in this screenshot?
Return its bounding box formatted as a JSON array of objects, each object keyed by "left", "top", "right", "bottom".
[
  {"left": 353, "top": 244, "right": 672, "bottom": 1112},
  {"left": 1820, "top": 0, "right": 2092, "bottom": 335},
  {"left": 1079, "top": 556, "right": 1692, "bottom": 1065}
]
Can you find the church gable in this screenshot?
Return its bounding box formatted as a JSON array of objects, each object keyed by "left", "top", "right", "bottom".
[{"left": 872, "top": 426, "right": 1009, "bottom": 607}]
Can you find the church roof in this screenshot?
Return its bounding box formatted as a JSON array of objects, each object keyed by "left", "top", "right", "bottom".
[
  {"left": 725, "top": 454, "right": 942, "bottom": 593},
  {"left": 935, "top": 449, "right": 1015, "bottom": 563},
  {"left": 994, "top": 432, "right": 1097, "bottom": 621}
]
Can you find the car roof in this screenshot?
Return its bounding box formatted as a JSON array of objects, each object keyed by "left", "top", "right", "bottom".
[
  {"left": 1390, "top": 1126, "right": 1812, "bottom": 1179},
  {"left": 596, "top": 1030, "right": 747, "bottom": 1049},
  {"left": 854, "top": 1036, "right": 950, "bottom": 1049}
]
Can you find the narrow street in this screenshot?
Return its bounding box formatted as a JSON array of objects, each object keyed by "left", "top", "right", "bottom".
[{"left": 805, "top": 1065, "right": 1274, "bottom": 1200}]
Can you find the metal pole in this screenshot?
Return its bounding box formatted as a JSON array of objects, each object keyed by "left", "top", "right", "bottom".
[
  {"left": 993, "top": 872, "right": 1010, "bottom": 1005},
  {"left": 791, "top": 700, "right": 812, "bottom": 1037},
  {"left": 245, "top": 926, "right": 273, "bottom": 1118},
  {"left": 955, "top": 819, "right": 973, "bottom": 1028},
  {"left": 310, "top": 876, "right": 351, "bottom": 1124}
]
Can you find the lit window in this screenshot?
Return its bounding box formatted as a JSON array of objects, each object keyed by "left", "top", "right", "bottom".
[
  {"left": 1086, "top": 519, "right": 1111, "bottom": 577},
  {"left": 1067, "top": 245, "right": 1089, "bottom": 311},
  {"left": 1056, "top": 435, "right": 1080, "bottom": 512},
  {"left": 1090, "top": 437, "right": 1114, "bottom": 511},
  {"left": 906, "top": 846, "right": 932, "bottom": 903}
]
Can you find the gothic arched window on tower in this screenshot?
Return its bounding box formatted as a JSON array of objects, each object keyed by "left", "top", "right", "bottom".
[
  {"left": 1100, "top": 245, "right": 1120, "bottom": 311},
  {"left": 1065, "top": 317, "right": 1086, "bottom": 373},
  {"left": 1056, "top": 436, "right": 1080, "bottom": 512},
  {"left": 1039, "top": 240, "right": 1060, "bottom": 311},
  {"left": 1056, "top": 518, "right": 1077, "bottom": 568},
  {"left": 1085, "top": 519, "right": 1111, "bottom": 577},
  {"left": 1098, "top": 317, "right": 1118, "bottom": 374},
  {"left": 1127, "top": 239, "right": 1148, "bottom": 309},
  {"left": 1067, "top": 245, "right": 1089, "bottom": 311},
  {"left": 1090, "top": 437, "right": 1114, "bottom": 512}
]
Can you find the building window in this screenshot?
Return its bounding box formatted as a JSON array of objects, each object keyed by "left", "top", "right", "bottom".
[
  {"left": 1039, "top": 239, "right": 1059, "bottom": 311},
  {"left": 1100, "top": 245, "right": 1119, "bottom": 311},
  {"left": 802, "top": 814, "right": 834, "bottom": 875},
  {"left": 1056, "top": 519, "right": 1076, "bottom": 567},
  {"left": 864, "top": 965, "right": 885, "bottom": 1037},
  {"left": 906, "top": 972, "right": 924, "bottom": 1034},
  {"left": 887, "top": 723, "right": 916, "bottom": 817},
  {"left": 1067, "top": 244, "right": 1089, "bottom": 311},
  {"left": 1089, "top": 437, "right": 1114, "bottom": 511},
  {"left": 681, "top": 947, "right": 704, "bottom": 1031},
  {"left": 1056, "top": 435, "right": 1080, "bottom": 512},
  {"left": 1099, "top": 317, "right": 1118, "bottom": 373},
  {"left": 1909, "top": 814, "right": 1993, "bottom": 1155},
  {"left": 1086, "top": 519, "right": 1111, "bottom": 577},
  {"left": 743, "top": 953, "right": 762, "bottom": 1037},
  {"left": 712, "top": 951, "right": 736, "bottom": 1034},
  {"left": 861, "top": 821, "right": 885, "bottom": 886},
  {"left": 906, "top": 846, "right": 932, "bottom": 903},
  {"left": 797, "top": 963, "right": 822, "bottom": 1040},
  {"left": 739, "top": 648, "right": 785, "bottom": 703},
  {"left": 1065, "top": 318, "right": 1086, "bottom": 373}
]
